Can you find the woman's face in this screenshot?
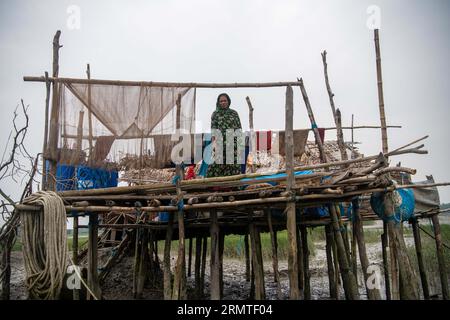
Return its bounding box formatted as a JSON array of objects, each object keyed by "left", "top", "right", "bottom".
[{"left": 218, "top": 95, "right": 229, "bottom": 108}]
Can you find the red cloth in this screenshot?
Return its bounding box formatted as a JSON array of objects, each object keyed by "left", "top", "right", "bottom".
[
  {"left": 256, "top": 130, "right": 272, "bottom": 151},
  {"left": 185, "top": 165, "right": 196, "bottom": 180}
]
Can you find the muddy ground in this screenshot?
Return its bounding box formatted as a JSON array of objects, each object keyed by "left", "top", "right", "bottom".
[{"left": 9, "top": 237, "right": 421, "bottom": 300}]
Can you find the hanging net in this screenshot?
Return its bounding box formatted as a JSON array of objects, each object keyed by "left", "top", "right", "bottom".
[{"left": 56, "top": 82, "right": 196, "bottom": 170}]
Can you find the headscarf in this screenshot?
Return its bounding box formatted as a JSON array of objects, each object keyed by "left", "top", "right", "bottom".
[{"left": 216, "top": 93, "right": 232, "bottom": 110}]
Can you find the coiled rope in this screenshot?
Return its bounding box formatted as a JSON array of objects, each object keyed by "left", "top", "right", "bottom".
[{"left": 20, "top": 191, "right": 68, "bottom": 299}]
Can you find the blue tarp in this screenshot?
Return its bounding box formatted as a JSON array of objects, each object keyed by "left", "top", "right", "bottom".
[
  {"left": 370, "top": 189, "right": 415, "bottom": 223},
  {"left": 54, "top": 163, "right": 118, "bottom": 191},
  {"left": 77, "top": 166, "right": 118, "bottom": 189}
]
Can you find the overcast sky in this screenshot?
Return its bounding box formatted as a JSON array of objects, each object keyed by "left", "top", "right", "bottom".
[{"left": 1, "top": 0, "right": 449, "bottom": 204}]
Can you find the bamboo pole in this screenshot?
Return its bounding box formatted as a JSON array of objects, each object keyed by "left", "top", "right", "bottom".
[
  {"left": 285, "top": 85, "right": 300, "bottom": 299},
  {"left": 266, "top": 209, "right": 282, "bottom": 299},
  {"left": 246, "top": 96, "right": 256, "bottom": 173},
  {"left": 188, "top": 237, "right": 193, "bottom": 278},
  {"left": 87, "top": 212, "right": 101, "bottom": 300},
  {"left": 134, "top": 228, "right": 149, "bottom": 299},
  {"left": 325, "top": 224, "right": 338, "bottom": 299},
  {"left": 381, "top": 221, "right": 391, "bottom": 300},
  {"left": 298, "top": 77, "right": 359, "bottom": 299},
  {"left": 23, "top": 76, "right": 302, "bottom": 88},
  {"left": 249, "top": 222, "right": 265, "bottom": 300},
  {"left": 298, "top": 78, "right": 327, "bottom": 163},
  {"left": 163, "top": 213, "right": 174, "bottom": 300},
  {"left": 321, "top": 51, "right": 347, "bottom": 162},
  {"left": 42, "top": 71, "right": 51, "bottom": 189},
  {"left": 336, "top": 109, "right": 348, "bottom": 162},
  {"left": 172, "top": 94, "right": 186, "bottom": 300},
  {"left": 351, "top": 114, "right": 355, "bottom": 159},
  {"left": 75, "top": 111, "right": 85, "bottom": 164},
  {"left": 244, "top": 234, "right": 250, "bottom": 282},
  {"left": 300, "top": 226, "right": 311, "bottom": 300},
  {"left": 210, "top": 210, "right": 220, "bottom": 300},
  {"left": 195, "top": 236, "right": 202, "bottom": 298},
  {"left": 411, "top": 219, "right": 430, "bottom": 299},
  {"left": 296, "top": 225, "right": 305, "bottom": 298},
  {"left": 46, "top": 30, "right": 62, "bottom": 191},
  {"left": 431, "top": 214, "right": 449, "bottom": 299},
  {"left": 352, "top": 198, "right": 381, "bottom": 299},
  {"left": 86, "top": 64, "right": 94, "bottom": 166},
  {"left": 219, "top": 232, "right": 225, "bottom": 299},
  {"left": 200, "top": 236, "right": 207, "bottom": 296},
  {"left": 374, "top": 29, "right": 388, "bottom": 153}
]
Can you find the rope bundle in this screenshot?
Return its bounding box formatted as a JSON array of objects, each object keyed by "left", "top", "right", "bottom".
[{"left": 20, "top": 191, "right": 68, "bottom": 299}]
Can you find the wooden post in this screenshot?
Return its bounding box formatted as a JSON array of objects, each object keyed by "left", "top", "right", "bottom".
[
  {"left": 296, "top": 224, "right": 305, "bottom": 298},
  {"left": 332, "top": 231, "right": 341, "bottom": 290},
  {"left": 249, "top": 222, "right": 265, "bottom": 300},
  {"left": 300, "top": 226, "right": 311, "bottom": 300},
  {"left": 351, "top": 216, "right": 358, "bottom": 284},
  {"left": 172, "top": 93, "right": 187, "bottom": 300},
  {"left": 188, "top": 237, "right": 193, "bottom": 277},
  {"left": 321, "top": 50, "right": 347, "bottom": 162},
  {"left": 298, "top": 78, "right": 327, "bottom": 163},
  {"left": 244, "top": 234, "right": 251, "bottom": 282},
  {"left": 411, "top": 219, "right": 430, "bottom": 299},
  {"left": 352, "top": 198, "right": 381, "bottom": 299},
  {"left": 163, "top": 213, "right": 174, "bottom": 300},
  {"left": 325, "top": 224, "right": 338, "bottom": 299},
  {"left": 374, "top": 29, "right": 395, "bottom": 300},
  {"left": 72, "top": 213, "right": 80, "bottom": 300},
  {"left": 336, "top": 109, "right": 348, "bottom": 162},
  {"left": 329, "top": 205, "right": 360, "bottom": 299},
  {"left": 374, "top": 29, "right": 389, "bottom": 153},
  {"left": 351, "top": 114, "right": 356, "bottom": 159},
  {"left": 431, "top": 214, "right": 449, "bottom": 299},
  {"left": 381, "top": 222, "right": 391, "bottom": 300},
  {"left": 384, "top": 193, "right": 420, "bottom": 299},
  {"left": 133, "top": 222, "right": 141, "bottom": 298},
  {"left": 389, "top": 228, "right": 400, "bottom": 300},
  {"left": 47, "top": 30, "right": 62, "bottom": 191},
  {"left": 86, "top": 64, "right": 94, "bottom": 166},
  {"left": 134, "top": 227, "right": 149, "bottom": 299},
  {"left": 195, "top": 236, "right": 202, "bottom": 298},
  {"left": 42, "top": 71, "right": 51, "bottom": 189},
  {"left": 246, "top": 96, "right": 256, "bottom": 173},
  {"left": 298, "top": 78, "right": 358, "bottom": 299},
  {"left": 87, "top": 212, "right": 101, "bottom": 300},
  {"left": 285, "top": 85, "right": 300, "bottom": 299},
  {"left": 219, "top": 232, "right": 225, "bottom": 299},
  {"left": 267, "top": 209, "right": 282, "bottom": 299},
  {"left": 200, "top": 236, "right": 207, "bottom": 296},
  {"left": 75, "top": 111, "right": 85, "bottom": 163},
  {"left": 210, "top": 210, "right": 221, "bottom": 300}
]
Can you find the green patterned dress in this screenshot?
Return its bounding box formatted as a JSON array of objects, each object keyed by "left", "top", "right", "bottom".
[{"left": 206, "top": 106, "right": 243, "bottom": 178}]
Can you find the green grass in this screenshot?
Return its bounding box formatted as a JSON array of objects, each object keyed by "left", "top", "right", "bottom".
[
  {"left": 405, "top": 224, "right": 450, "bottom": 294},
  {"left": 12, "top": 236, "right": 89, "bottom": 252}
]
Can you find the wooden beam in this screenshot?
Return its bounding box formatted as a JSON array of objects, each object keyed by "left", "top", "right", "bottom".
[{"left": 24, "top": 76, "right": 302, "bottom": 88}]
